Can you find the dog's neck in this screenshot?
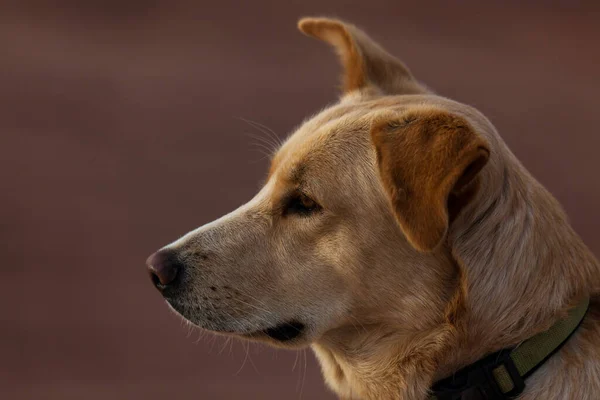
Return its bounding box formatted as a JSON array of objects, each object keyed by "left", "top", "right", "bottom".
[
  {"left": 312, "top": 149, "right": 600, "bottom": 400},
  {"left": 446, "top": 149, "right": 600, "bottom": 372}
]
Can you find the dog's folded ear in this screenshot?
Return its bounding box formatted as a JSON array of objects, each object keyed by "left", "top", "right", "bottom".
[
  {"left": 297, "top": 17, "right": 426, "bottom": 95},
  {"left": 371, "top": 108, "right": 490, "bottom": 252}
]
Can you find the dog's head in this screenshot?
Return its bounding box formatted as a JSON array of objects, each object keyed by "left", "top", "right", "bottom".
[{"left": 147, "top": 18, "right": 497, "bottom": 348}]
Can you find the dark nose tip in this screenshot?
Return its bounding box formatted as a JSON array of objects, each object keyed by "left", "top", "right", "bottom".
[{"left": 146, "top": 250, "right": 182, "bottom": 291}]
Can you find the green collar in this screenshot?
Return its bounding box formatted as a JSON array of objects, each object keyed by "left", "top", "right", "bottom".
[{"left": 430, "top": 297, "right": 590, "bottom": 400}]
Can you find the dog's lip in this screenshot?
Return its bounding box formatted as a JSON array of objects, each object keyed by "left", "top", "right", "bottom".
[
  {"left": 242, "top": 320, "right": 306, "bottom": 342},
  {"left": 164, "top": 299, "right": 306, "bottom": 341}
]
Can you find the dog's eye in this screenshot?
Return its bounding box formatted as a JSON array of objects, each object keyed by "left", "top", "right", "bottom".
[{"left": 284, "top": 193, "right": 321, "bottom": 216}]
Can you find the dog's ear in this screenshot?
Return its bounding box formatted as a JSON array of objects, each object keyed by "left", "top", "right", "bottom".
[
  {"left": 297, "top": 17, "right": 426, "bottom": 95},
  {"left": 371, "top": 108, "right": 490, "bottom": 252}
]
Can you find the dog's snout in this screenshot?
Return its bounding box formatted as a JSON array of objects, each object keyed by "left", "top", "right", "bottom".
[{"left": 146, "top": 250, "right": 182, "bottom": 291}]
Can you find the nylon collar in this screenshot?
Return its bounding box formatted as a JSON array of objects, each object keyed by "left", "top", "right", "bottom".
[{"left": 429, "top": 297, "right": 590, "bottom": 400}]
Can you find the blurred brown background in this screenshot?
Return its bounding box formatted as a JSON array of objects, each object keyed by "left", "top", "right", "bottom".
[{"left": 1, "top": 1, "right": 599, "bottom": 399}]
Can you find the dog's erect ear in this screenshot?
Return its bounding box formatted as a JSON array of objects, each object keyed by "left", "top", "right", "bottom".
[
  {"left": 371, "top": 108, "right": 490, "bottom": 252},
  {"left": 298, "top": 17, "right": 426, "bottom": 95}
]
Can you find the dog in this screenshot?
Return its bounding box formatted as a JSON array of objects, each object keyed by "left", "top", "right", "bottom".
[{"left": 146, "top": 17, "right": 600, "bottom": 399}]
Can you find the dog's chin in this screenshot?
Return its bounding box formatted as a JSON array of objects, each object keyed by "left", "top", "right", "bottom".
[{"left": 166, "top": 300, "right": 310, "bottom": 347}]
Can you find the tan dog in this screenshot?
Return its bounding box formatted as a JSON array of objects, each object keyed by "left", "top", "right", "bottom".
[{"left": 146, "top": 17, "right": 600, "bottom": 399}]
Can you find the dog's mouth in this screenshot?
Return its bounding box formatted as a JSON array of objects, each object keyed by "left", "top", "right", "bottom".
[
  {"left": 244, "top": 320, "right": 306, "bottom": 342},
  {"left": 167, "top": 300, "right": 307, "bottom": 342},
  {"left": 264, "top": 321, "right": 306, "bottom": 341}
]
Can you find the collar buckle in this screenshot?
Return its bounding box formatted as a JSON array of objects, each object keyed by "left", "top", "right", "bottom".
[{"left": 432, "top": 350, "right": 525, "bottom": 400}]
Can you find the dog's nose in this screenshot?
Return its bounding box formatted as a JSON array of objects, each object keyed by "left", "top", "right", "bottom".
[{"left": 146, "top": 250, "right": 182, "bottom": 291}]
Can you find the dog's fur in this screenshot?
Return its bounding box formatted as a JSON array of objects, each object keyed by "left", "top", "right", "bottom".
[{"left": 151, "top": 18, "right": 600, "bottom": 399}]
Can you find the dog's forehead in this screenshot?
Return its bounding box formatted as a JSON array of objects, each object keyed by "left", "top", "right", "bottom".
[
  {"left": 266, "top": 94, "right": 495, "bottom": 189},
  {"left": 269, "top": 101, "right": 376, "bottom": 180}
]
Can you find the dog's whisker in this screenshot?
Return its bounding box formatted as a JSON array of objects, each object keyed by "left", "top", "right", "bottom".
[
  {"left": 239, "top": 120, "right": 281, "bottom": 153},
  {"left": 248, "top": 154, "right": 273, "bottom": 165},
  {"left": 229, "top": 336, "right": 235, "bottom": 356},
  {"left": 245, "top": 134, "right": 279, "bottom": 154},
  {"left": 292, "top": 348, "right": 300, "bottom": 372},
  {"left": 221, "top": 306, "right": 253, "bottom": 333},
  {"left": 207, "top": 333, "right": 219, "bottom": 354},
  {"left": 218, "top": 337, "right": 232, "bottom": 355},
  {"left": 243, "top": 117, "right": 281, "bottom": 144},
  {"left": 243, "top": 129, "right": 280, "bottom": 149},
  {"left": 234, "top": 340, "right": 252, "bottom": 376},
  {"left": 237, "top": 116, "right": 283, "bottom": 148},
  {"left": 247, "top": 344, "right": 260, "bottom": 374},
  {"left": 300, "top": 348, "right": 308, "bottom": 400},
  {"left": 232, "top": 290, "right": 280, "bottom": 314},
  {"left": 248, "top": 141, "right": 277, "bottom": 157},
  {"left": 230, "top": 297, "right": 274, "bottom": 316},
  {"left": 245, "top": 138, "right": 278, "bottom": 160}
]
